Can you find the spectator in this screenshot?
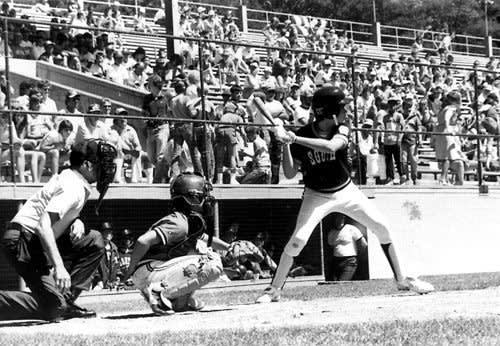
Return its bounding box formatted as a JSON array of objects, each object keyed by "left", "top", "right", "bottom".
[
  {"left": 187, "top": 87, "right": 216, "bottom": 181},
  {"left": 107, "top": 50, "right": 128, "bottom": 85},
  {"left": 126, "top": 62, "right": 148, "bottom": 91},
  {"left": 215, "top": 111, "right": 243, "bottom": 185},
  {"left": 237, "top": 126, "right": 271, "bottom": 184},
  {"left": 117, "top": 228, "right": 135, "bottom": 285},
  {"left": 59, "top": 90, "right": 83, "bottom": 135},
  {"left": 93, "top": 222, "right": 120, "bottom": 290},
  {"left": 325, "top": 214, "right": 367, "bottom": 281},
  {"left": 33, "top": 0, "right": 52, "bottom": 15},
  {"left": 0, "top": 106, "right": 26, "bottom": 183},
  {"left": 112, "top": 108, "right": 153, "bottom": 184},
  {"left": 262, "top": 86, "right": 287, "bottom": 184},
  {"left": 400, "top": 95, "right": 422, "bottom": 185},
  {"left": 73, "top": 103, "right": 111, "bottom": 149},
  {"left": 142, "top": 75, "right": 170, "bottom": 182},
  {"left": 13, "top": 109, "right": 46, "bottom": 184},
  {"left": 376, "top": 95, "right": 404, "bottom": 184},
  {"left": 26, "top": 92, "right": 53, "bottom": 144},
  {"left": 101, "top": 98, "right": 113, "bottom": 127},
  {"left": 37, "top": 80, "right": 58, "bottom": 125},
  {"left": 39, "top": 119, "right": 74, "bottom": 176},
  {"left": 38, "top": 40, "right": 55, "bottom": 63},
  {"left": 434, "top": 91, "right": 462, "bottom": 185},
  {"left": 88, "top": 52, "right": 109, "bottom": 78},
  {"left": 134, "top": 7, "right": 153, "bottom": 33}
]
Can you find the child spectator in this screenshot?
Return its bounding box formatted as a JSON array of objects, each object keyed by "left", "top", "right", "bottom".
[{"left": 39, "top": 119, "right": 74, "bottom": 176}]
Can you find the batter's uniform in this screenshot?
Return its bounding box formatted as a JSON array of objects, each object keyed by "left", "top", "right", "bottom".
[
  {"left": 131, "top": 212, "right": 223, "bottom": 308},
  {"left": 0, "top": 170, "right": 105, "bottom": 321},
  {"left": 284, "top": 123, "right": 392, "bottom": 258}
]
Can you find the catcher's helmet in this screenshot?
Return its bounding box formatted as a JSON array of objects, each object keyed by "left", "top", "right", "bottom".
[
  {"left": 311, "top": 86, "right": 346, "bottom": 121},
  {"left": 170, "top": 172, "right": 210, "bottom": 213}
]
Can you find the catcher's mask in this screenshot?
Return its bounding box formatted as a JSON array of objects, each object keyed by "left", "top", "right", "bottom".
[
  {"left": 70, "top": 139, "right": 117, "bottom": 215},
  {"left": 170, "top": 172, "right": 210, "bottom": 214},
  {"left": 170, "top": 172, "right": 215, "bottom": 243}
]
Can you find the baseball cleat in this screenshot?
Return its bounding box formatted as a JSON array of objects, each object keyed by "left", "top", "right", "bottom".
[
  {"left": 396, "top": 277, "right": 435, "bottom": 294},
  {"left": 255, "top": 286, "right": 281, "bottom": 303}
]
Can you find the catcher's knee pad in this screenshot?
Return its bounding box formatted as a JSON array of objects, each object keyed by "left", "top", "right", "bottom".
[
  {"left": 162, "top": 255, "right": 223, "bottom": 300},
  {"left": 283, "top": 237, "right": 307, "bottom": 257}
]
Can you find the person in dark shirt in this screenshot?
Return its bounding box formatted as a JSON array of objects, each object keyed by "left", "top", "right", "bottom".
[{"left": 256, "top": 86, "right": 434, "bottom": 304}]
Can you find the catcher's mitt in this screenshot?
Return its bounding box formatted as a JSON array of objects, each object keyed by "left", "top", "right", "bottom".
[{"left": 223, "top": 240, "right": 265, "bottom": 266}]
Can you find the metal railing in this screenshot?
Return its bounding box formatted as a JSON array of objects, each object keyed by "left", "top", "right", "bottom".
[{"left": 0, "top": 16, "right": 497, "bottom": 191}]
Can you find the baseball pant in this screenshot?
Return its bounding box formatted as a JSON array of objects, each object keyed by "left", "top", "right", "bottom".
[
  {"left": 284, "top": 182, "right": 392, "bottom": 257},
  {"left": 132, "top": 252, "right": 222, "bottom": 307},
  {"left": 0, "top": 225, "right": 104, "bottom": 321}
]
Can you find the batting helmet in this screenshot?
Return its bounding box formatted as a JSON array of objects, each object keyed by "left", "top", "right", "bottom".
[
  {"left": 311, "top": 86, "right": 346, "bottom": 121},
  {"left": 170, "top": 172, "right": 210, "bottom": 213}
]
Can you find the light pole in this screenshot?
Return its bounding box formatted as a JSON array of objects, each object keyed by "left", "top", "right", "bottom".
[
  {"left": 483, "top": 0, "right": 494, "bottom": 37},
  {"left": 372, "top": 0, "right": 377, "bottom": 24}
]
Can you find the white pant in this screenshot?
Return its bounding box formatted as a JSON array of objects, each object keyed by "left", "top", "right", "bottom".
[
  {"left": 132, "top": 253, "right": 222, "bottom": 306},
  {"left": 285, "top": 182, "right": 392, "bottom": 257}
]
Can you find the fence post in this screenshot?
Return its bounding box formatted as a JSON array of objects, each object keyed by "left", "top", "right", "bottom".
[
  {"left": 473, "top": 67, "right": 485, "bottom": 192},
  {"left": 485, "top": 35, "right": 493, "bottom": 57},
  {"left": 373, "top": 22, "right": 381, "bottom": 47},
  {"left": 3, "top": 18, "right": 15, "bottom": 183},
  {"left": 198, "top": 40, "right": 211, "bottom": 183},
  {"left": 162, "top": 0, "right": 181, "bottom": 57},
  {"left": 239, "top": 4, "right": 248, "bottom": 33},
  {"left": 351, "top": 53, "right": 362, "bottom": 185}
]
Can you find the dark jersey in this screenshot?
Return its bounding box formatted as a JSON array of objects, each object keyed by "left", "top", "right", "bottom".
[
  {"left": 290, "top": 123, "right": 351, "bottom": 192},
  {"left": 143, "top": 211, "right": 207, "bottom": 261}
]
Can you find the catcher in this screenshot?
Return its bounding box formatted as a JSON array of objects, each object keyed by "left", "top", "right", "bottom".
[{"left": 124, "top": 172, "right": 262, "bottom": 315}]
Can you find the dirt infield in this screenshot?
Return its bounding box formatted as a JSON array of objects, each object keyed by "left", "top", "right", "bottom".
[{"left": 1, "top": 287, "right": 500, "bottom": 335}]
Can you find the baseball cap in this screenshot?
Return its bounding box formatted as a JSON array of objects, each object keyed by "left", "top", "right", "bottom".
[
  {"left": 102, "top": 98, "right": 112, "bottom": 106},
  {"left": 115, "top": 107, "right": 128, "bottom": 115},
  {"left": 230, "top": 84, "right": 242, "bottom": 93},
  {"left": 88, "top": 103, "right": 101, "bottom": 113},
  {"left": 362, "top": 118, "right": 374, "bottom": 128},
  {"left": 66, "top": 89, "right": 81, "bottom": 99}
]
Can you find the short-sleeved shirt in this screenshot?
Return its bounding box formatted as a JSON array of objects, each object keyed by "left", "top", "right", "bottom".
[
  {"left": 12, "top": 169, "right": 91, "bottom": 234},
  {"left": 143, "top": 212, "right": 207, "bottom": 261},
  {"left": 291, "top": 123, "right": 351, "bottom": 192},
  {"left": 327, "top": 224, "right": 363, "bottom": 257},
  {"left": 402, "top": 113, "right": 422, "bottom": 145},
  {"left": 378, "top": 112, "right": 404, "bottom": 145}
]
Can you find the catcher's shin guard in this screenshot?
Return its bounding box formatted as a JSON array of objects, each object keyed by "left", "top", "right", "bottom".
[{"left": 161, "top": 255, "right": 223, "bottom": 300}]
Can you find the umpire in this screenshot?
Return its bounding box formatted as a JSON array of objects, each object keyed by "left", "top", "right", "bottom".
[{"left": 0, "top": 139, "right": 117, "bottom": 322}]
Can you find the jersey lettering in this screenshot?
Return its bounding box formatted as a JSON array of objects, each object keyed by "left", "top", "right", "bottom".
[{"left": 307, "top": 151, "right": 336, "bottom": 166}]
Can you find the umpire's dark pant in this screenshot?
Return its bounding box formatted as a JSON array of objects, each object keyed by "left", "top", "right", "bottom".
[{"left": 0, "top": 223, "right": 104, "bottom": 321}]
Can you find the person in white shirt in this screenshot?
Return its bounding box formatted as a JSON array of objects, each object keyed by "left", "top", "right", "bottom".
[
  {"left": 0, "top": 139, "right": 117, "bottom": 322},
  {"left": 73, "top": 104, "right": 112, "bottom": 149},
  {"left": 37, "top": 80, "right": 58, "bottom": 126},
  {"left": 107, "top": 51, "right": 129, "bottom": 85},
  {"left": 238, "top": 126, "right": 271, "bottom": 184},
  {"left": 326, "top": 213, "right": 367, "bottom": 281},
  {"left": 39, "top": 120, "right": 74, "bottom": 177}
]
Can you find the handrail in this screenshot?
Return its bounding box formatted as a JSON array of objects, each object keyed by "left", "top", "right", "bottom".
[{"left": 12, "top": 0, "right": 493, "bottom": 57}]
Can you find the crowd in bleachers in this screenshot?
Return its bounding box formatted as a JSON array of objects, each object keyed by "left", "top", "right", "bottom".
[{"left": 1, "top": 1, "right": 500, "bottom": 185}]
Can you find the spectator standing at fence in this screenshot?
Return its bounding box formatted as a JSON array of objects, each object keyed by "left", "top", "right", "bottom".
[
  {"left": 434, "top": 91, "right": 462, "bottom": 185},
  {"left": 376, "top": 95, "right": 405, "bottom": 185},
  {"left": 326, "top": 214, "right": 367, "bottom": 281},
  {"left": 142, "top": 75, "right": 170, "bottom": 183},
  {"left": 400, "top": 95, "right": 422, "bottom": 185}
]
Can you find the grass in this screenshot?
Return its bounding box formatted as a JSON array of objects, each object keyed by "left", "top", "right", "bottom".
[
  {"left": 83, "top": 271, "right": 500, "bottom": 314},
  {"left": 1, "top": 272, "right": 500, "bottom": 345},
  {"left": 2, "top": 318, "right": 500, "bottom": 345}
]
